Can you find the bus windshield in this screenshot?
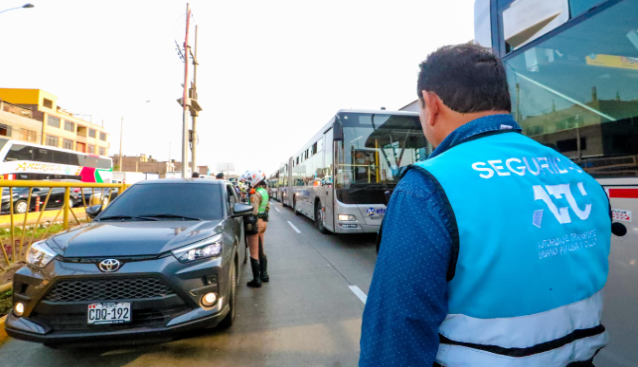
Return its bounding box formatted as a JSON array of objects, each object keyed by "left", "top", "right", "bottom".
[
  {"left": 504, "top": 0, "right": 638, "bottom": 178},
  {"left": 336, "top": 113, "right": 427, "bottom": 204}
]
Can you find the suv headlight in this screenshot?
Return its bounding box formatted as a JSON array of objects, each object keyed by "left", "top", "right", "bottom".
[
  {"left": 172, "top": 235, "right": 223, "bottom": 263},
  {"left": 27, "top": 241, "right": 58, "bottom": 268},
  {"left": 338, "top": 214, "right": 356, "bottom": 221}
]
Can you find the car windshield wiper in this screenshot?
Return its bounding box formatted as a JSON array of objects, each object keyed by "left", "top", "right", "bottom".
[
  {"left": 137, "top": 214, "right": 202, "bottom": 221},
  {"left": 97, "top": 215, "right": 158, "bottom": 222}
]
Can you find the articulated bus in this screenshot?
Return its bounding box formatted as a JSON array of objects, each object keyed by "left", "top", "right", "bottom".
[
  {"left": 475, "top": 0, "right": 638, "bottom": 365},
  {"left": 274, "top": 109, "right": 427, "bottom": 234},
  {"left": 0, "top": 138, "right": 113, "bottom": 183}
]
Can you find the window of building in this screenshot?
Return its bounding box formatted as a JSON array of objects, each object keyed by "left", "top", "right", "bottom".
[
  {"left": 63, "top": 139, "right": 74, "bottom": 150},
  {"left": 89, "top": 129, "right": 96, "bottom": 138},
  {"left": 0, "top": 124, "right": 12, "bottom": 137},
  {"left": 64, "top": 120, "right": 74, "bottom": 132},
  {"left": 47, "top": 115, "right": 61, "bottom": 128},
  {"left": 88, "top": 145, "right": 95, "bottom": 154},
  {"left": 26, "top": 130, "right": 36, "bottom": 142},
  {"left": 43, "top": 99, "right": 53, "bottom": 109},
  {"left": 76, "top": 125, "right": 87, "bottom": 137},
  {"left": 99, "top": 132, "right": 106, "bottom": 141},
  {"left": 99, "top": 147, "right": 106, "bottom": 156},
  {"left": 46, "top": 135, "right": 59, "bottom": 147}
]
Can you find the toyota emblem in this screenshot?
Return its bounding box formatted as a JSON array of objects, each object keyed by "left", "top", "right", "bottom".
[{"left": 99, "top": 259, "right": 121, "bottom": 272}]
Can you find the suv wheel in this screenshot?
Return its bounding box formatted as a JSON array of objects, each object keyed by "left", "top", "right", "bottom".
[{"left": 218, "top": 260, "right": 237, "bottom": 329}]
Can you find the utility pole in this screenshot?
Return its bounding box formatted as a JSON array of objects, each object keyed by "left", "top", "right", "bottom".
[
  {"left": 181, "top": 3, "right": 192, "bottom": 178},
  {"left": 119, "top": 117, "right": 123, "bottom": 172},
  {"left": 190, "top": 25, "right": 199, "bottom": 176}
]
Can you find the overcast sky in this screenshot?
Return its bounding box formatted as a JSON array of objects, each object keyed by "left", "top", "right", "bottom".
[{"left": 0, "top": 0, "right": 475, "bottom": 175}]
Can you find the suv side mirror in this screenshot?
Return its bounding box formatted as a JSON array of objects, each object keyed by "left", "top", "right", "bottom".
[
  {"left": 86, "top": 205, "right": 103, "bottom": 219},
  {"left": 232, "top": 203, "right": 253, "bottom": 217}
]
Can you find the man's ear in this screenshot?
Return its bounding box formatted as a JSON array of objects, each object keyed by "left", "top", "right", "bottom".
[{"left": 421, "top": 91, "right": 440, "bottom": 126}]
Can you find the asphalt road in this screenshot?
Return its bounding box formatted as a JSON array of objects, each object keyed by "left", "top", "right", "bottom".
[{"left": 0, "top": 200, "right": 378, "bottom": 367}]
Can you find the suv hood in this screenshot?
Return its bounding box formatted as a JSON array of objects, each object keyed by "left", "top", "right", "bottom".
[{"left": 48, "top": 220, "right": 224, "bottom": 257}]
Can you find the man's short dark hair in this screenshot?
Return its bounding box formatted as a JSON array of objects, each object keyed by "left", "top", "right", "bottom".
[
  {"left": 192, "top": 172, "right": 200, "bottom": 178},
  {"left": 216, "top": 172, "right": 224, "bottom": 179},
  {"left": 417, "top": 43, "right": 511, "bottom": 113}
]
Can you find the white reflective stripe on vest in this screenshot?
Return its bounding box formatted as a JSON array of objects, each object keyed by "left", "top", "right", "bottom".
[
  {"left": 439, "top": 290, "right": 604, "bottom": 349},
  {"left": 436, "top": 332, "right": 607, "bottom": 367}
]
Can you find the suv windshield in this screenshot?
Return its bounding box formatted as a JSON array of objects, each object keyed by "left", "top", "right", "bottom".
[{"left": 98, "top": 183, "right": 223, "bottom": 221}]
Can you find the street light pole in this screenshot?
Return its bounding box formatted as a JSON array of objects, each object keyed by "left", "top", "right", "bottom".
[
  {"left": 119, "top": 117, "right": 123, "bottom": 172},
  {"left": 0, "top": 3, "right": 34, "bottom": 15},
  {"left": 181, "top": 3, "right": 191, "bottom": 178},
  {"left": 191, "top": 25, "right": 199, "bottom": 176}
]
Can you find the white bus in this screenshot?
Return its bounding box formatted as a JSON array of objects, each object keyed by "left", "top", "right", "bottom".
[
  {"left": 0, "top": 138, "right": 113, "bottom": 183},
  {"left": 475, "top": 0, "right": 638, "bottom": 365},
  {"left": 275, "top": 109, "right": 428, "bottom": 234}
]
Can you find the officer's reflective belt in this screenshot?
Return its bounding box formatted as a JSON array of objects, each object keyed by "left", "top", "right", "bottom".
[{"left": 439, "top": 324, "right": 605, "bottom": 357}]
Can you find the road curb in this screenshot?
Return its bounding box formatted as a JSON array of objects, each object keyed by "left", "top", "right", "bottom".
[{"left": 0, "top": 315, "right": 8, "bottom": 345}]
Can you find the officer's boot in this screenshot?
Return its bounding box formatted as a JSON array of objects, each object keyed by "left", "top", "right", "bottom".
[
  {"left": 259, "top": 255, "right": 269, "bottom": 282},
  {"left": 246, "top": 258, "right": 262, "bottom": 288},
  {"left": 258, "top": 239, "right": 269, "bottom": 283}
]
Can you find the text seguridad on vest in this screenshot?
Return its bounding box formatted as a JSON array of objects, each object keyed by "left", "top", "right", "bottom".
[{"left": 471, "top": 156, "right": 583, "bottom": 179}]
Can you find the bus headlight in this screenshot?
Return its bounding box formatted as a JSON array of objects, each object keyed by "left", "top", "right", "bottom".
[{"left": 338, "top": 214, "right": 356, "bottom": 221}]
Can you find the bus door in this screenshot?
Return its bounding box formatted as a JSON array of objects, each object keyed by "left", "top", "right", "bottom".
[{"left": 323, "top": 128, "right": 335, "bottom": 232}]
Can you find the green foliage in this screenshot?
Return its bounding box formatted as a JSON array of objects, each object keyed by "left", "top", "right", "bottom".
[
  {"left": 0, "top": 223, "right": 65, "bottom": 242},
  {"left": 0, "top": 289, "right": 12, "bottom": 317}
]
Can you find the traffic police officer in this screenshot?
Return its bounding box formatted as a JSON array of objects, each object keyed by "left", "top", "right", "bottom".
[
  {"left": 359, "top": 44, "right": 611, "bottom": 367},
  {"left": 245, "top": 169, "right": 270, "bottom": 288}
]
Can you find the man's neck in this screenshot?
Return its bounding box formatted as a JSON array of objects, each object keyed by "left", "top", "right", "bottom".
[{"left": 437, "top": 110, "right": 511, "bottom": 145}]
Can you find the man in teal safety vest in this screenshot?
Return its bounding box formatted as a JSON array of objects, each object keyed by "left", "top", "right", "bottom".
[{"left": 359, "top": 44, "right": 612, "bottom": 367}]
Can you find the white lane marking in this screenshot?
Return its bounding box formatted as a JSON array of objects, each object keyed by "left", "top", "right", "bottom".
[
  {"left": 275, "top": 207, "right": 280, "bottom": 212},
  {"left": 349, "top": 285, "right": 367, "bottom": 304},
  {"left": 287, "top": 221, "right": 301, "bottom": 233}
]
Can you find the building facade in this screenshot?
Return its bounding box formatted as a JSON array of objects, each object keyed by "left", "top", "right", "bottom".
[
  {"left": 0, "top": 100, "right": 42, "bottom": 143},
  {"left": 0, "top": 88, "right": 110, "bottom": 156}
]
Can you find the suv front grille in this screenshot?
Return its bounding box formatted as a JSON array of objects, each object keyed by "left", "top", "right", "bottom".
[{"left": 44, "top": 277, "right": 175, "bottom": 302}]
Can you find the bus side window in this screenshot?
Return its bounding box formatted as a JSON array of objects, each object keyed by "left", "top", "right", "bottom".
[
  {"left": 5, "top": 144, "right": 34, "bottom": 161},
  {"left": 34, "top": 148, "right": 55, "bottom": 164},
  {"left": 97, "top": 158, "right": 111, "bottom": 169}
]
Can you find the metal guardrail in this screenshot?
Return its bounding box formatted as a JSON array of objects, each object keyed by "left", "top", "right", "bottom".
[{"left": 0, "top": 180, "right": 129, "bottom": 271}]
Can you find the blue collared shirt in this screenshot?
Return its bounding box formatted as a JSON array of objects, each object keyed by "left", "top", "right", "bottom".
[{"left": 359, "top": 114, "right": 522, "bottom": 367}]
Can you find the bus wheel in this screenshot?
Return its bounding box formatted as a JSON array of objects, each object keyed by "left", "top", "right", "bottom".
[
  {"left": 15, "top": 200, "right": 28, "bottom": 214},
  {"left": 293, "top": 199, "right": 299, "bottom": 215},
  {"left": 315, "top": 202, "right": 328, "bottom": 234}
]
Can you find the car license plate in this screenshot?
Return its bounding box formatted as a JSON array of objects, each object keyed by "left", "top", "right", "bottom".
[{"left": 87, "top": 302, "right": 131, "bottom": 325}]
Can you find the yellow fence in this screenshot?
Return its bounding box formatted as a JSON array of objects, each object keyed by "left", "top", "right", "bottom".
[{"left": 0, "top": 180, "right": 128, "bottom": 271}]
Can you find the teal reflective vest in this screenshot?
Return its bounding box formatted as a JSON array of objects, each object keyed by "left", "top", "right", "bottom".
[{"left": 414, "top": 132, "right": 611, "bottom": 366}]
